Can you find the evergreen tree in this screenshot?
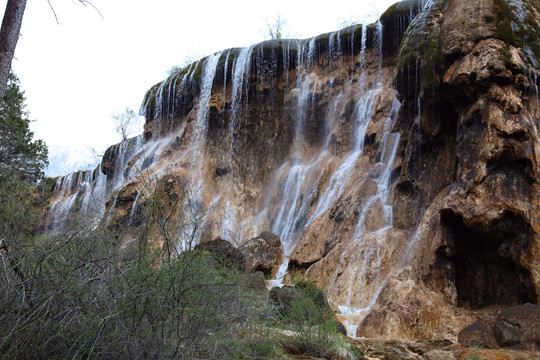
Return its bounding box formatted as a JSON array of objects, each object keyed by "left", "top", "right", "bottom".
[{"left": 0, "top": 72, "right": 48, "bottom": 185}]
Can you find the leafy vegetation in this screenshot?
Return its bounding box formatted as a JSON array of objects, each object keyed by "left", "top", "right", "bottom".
[
  {"left": 0, "top": 72, "right": 47, "bottom": 185},
  {"left": 0, "top": 72, "right": 49, "bottom": 278},
  {"left": 265, "top": 12, "right": 288, "bottom": 40},
  {"left": 271, "top": 273, "right": 359, "bottom": 359},
  {"left": 0, "top": 224, "right": 273, "bottom": 359}
]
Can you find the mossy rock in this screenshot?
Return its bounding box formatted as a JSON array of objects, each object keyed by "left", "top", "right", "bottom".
[
  {"left": 395, "top": 0, "right": 449, "bottom": 92},
  {"left": 493, "top": 0, "right": 540, "bottom": 65},
  {"left": 395, "top": 0, "right": 540, "bottom": 94}
]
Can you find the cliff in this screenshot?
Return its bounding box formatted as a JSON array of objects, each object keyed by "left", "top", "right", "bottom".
[{"left": 45, "top": 0, "right": 540, "bottom": 341}]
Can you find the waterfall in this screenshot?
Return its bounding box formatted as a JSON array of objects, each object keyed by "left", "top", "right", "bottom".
[
  {"left": 260, "top": 23, "right": 393, "bottom": 289},
  {"left": 47, "top": 136, "right": 144, "bottom": 230},
  {"left": 175, "top": 51, "right": 223, "bottom": 250},
  {"left": 47, "top": 19, "right": 404, "bottom": 335},
  {"left": 263, "top": 37, "right": 322, "bottom": 287},
  {"left": 218, "top": 46, "right": 255, "bottom": 240}
]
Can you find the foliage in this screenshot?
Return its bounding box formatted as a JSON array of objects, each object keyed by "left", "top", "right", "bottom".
[
  {"left": 0, "top": 180, "right": 36, "bottom": 260},
  {"left": 0, "top": 219, "right": 281, "bottom": 359},
  {"left": 0, "top": 72, "right": 48, "bottom": 185},
  {"left": 111, "top": 107, "right": 139, "bottom": 141},
  {"left": 0, "top": 167, "right": 281, "bottom": 359},
  {"left": 466, "top": 345, "right": 490, "bottom": 360},
  {"left": 273, "top": 274, "right": 359, "bottom": 359}
]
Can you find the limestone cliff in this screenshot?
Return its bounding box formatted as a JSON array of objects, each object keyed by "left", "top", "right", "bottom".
[{"left": 45, "top": 0, "right": 539, "bottom": 341}]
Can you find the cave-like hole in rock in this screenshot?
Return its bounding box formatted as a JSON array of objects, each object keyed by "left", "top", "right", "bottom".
[{"left": 440, "top": 210, "right": 535, "bottom": 309}]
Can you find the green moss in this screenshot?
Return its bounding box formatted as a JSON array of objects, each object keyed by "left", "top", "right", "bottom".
[
  {"left": 141, "top": 85, "right": 158, "bottom": 118},
  {"left": 314, "top": 31, "right": 332, "bottom": 46},
  {"left": 494, "top": 0, "right": 519, "bottom": 44},
  {"left": 423, "top": 25, "right": 444, "bottom": 88},
  {"left": 338, "top": 23, "right": 363, "bottom": 39},
  {"left": 380, "top": 2, "right": 400, "bottom": 21},
  {"left": 191, "top": 56, "right": 208, "bottom": 83},
  {"left": 380, "top": 0, "right": 423, "bottom": 22},
  {"left": 216, "top": 48, "right": 239, "bottom": 70},
  {"left": 395, "top": 0, "right": 450, "bottom": 91}
]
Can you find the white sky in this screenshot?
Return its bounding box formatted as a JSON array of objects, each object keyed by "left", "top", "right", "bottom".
[{"left": 3, "top": 0, "right": 397, "bottom": 156}]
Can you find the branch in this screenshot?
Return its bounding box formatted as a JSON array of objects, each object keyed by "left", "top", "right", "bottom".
[
  {"left": 46, "top": 0, "right": 59, "bottom": 24},
  {"left": 47, "top": 0, "right": 104, "bottom": 24},
  {"left": 77, "top": 0, "right": 104, "bottom": 20}
]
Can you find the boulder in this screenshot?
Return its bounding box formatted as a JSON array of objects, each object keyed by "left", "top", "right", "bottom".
[
  {"left": 458, "top": 320, "right": 499, "bottom": 349},
  {"left": 492, "top": 303, "right": 540, "bottom": 351},
  {"left": 269, "top": 286, "right": 300, "bottom": 318},
  {"left": 246, "top": 271, "right": 267, "bottom": 292},
  {"left": 239, "top": 231, "right": 283, "bottom": 277},
  {"left": 194, "top": 237, "right": 245, "bottom": 272}
]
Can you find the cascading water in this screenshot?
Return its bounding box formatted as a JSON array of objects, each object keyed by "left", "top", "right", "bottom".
[
  {"left": 258, "top": 38, "right": 323, "bottom": 287},
  {"left": 258, "top": 23, "right": 394, "bottom": 290},
  {"left": 175, "top": 52, "right": 223, "bottom": 251},
  {"left": 218, "top": 46, "right": 255, "bottom": 240},
  {"left": 48, "top": 136, "right": 143, "bottom": 230},
  {"left": 334, "top": 98, "right": 401, "bottom": 337}
]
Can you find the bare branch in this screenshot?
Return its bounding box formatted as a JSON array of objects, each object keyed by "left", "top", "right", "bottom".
[
  {"left": 47, "top": 0, "right": 104, "bottom": 24},
  {"left": 46, "top": 0, "right": 59, "bottom": 24}
]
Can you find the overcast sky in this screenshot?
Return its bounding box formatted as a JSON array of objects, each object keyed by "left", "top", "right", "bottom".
[{"left": 3, "top": 0, "right": 397, "bottom": 171}]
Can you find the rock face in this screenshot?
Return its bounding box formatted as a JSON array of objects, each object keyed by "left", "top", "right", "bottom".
[{"left": 44, "top": 0, "right": 539, "bottom": 341}]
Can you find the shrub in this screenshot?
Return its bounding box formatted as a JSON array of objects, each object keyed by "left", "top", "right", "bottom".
[
  {"left": 271, "top": 275, "right": 359, "bottom": 359},
  {"left": 0, "top": 219, "right": 282, "bottom": 359}
]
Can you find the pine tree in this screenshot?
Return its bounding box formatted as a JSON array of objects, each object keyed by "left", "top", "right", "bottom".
[{"left": 0, "top": 72, "right": 48, "bottom": 185}]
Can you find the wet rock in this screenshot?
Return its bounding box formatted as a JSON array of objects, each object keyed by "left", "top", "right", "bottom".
[
  {"left": 239, "top": 231, "right": 283, "bottom": 277},
  {"left": 269, "top": 286, "right": 300, "bottom": 318},
  {"left": 357, "top": 339, "right": 422, "bottom": 360}
]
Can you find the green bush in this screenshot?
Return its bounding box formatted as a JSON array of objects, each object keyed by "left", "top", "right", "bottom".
[
  {"left": 271, "top": 275, "right": 359, "bottom": 359},
  {"left": 0, "top": 220, "right": 283, "bottom": 359}
]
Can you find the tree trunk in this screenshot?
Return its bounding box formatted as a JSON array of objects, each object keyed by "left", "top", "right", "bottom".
[{"left": 0, "top": 0, "right": 27, "bottom": 101}]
